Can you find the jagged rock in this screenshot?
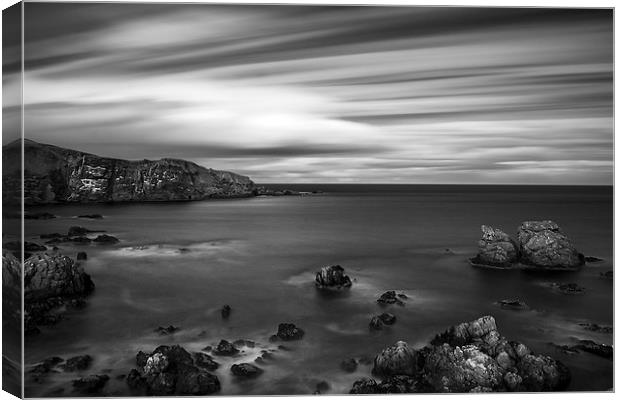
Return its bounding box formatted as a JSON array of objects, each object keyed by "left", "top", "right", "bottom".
[
  {"left": 315, "top": 265, "right": 352, "bottom": 289},
  {"left": 93, "top": 234, "right": 120, "bottom": 244},
  {"left": 76, "top": 251, "right": 88, "bottom": 260},
  {"left": 470, "top": 225, "right": 519, "bottom": 268},
  {"left": 24, "top": 254, "right": 94, "bottom": 301},
  {"left": 273, "top": 323, "right": 305, "bottom": 341},
  {"left": 72, "top": 375, "right": 109, "bottom": 394},
  {"left": 350, "top": 377, "right": 381, "bottom": 394},
  {"left": 221, "top": 304, "right": 231, "bottom": 319},
  {"left": 193, "top": 353, "right": 219, "bottom": 371},
  {"left": 127, "top": 345, "right": 220, "bottom": 395},
  {"left": 2, "top": 252, "right": 21, "bottom": 289},
  {"left": 63, "top": 355, "right": 93, "bottom": 371},
  {"left": 498, "top": 299, "right": 529, "bottom": 310},
  {"left": 379, "top": 313, "right": 396, "bottom": 325},
  {"left": 340, "top": 358, "right": 357, "bottom": 373},
  {"left": 573, "top": 340, "right": 613, "bottom": 359},
  {"left": 431, "top": 315, "right": 499, "bottom": 347},
  {"left": 213, "top": 340, "right": 239, "bottom": 356},
  {"left": 517, "top": 354, "right": 571, "bottom": 391},
  {"left": 584, "top": 256, "right": 603, "bottom": 263},
  {"left": 517, "top": 221, "right": 584, "bottom": 270},
  {"left": 4, "top": 139, "right": 255, "bottom": 205},
  {"left": 377, "top": 291, "right": 405, "bottom": 306},
  {"left": 230, "top": 363, "right": 263, "bottom": 378},
  {"left": 372, "top": 341, "right": 418, "bottom": 377},
  {"left": 369, "top": 316, "right": 384, "bottom": 331}
]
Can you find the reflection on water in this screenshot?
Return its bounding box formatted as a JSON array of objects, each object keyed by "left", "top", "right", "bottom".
[{"left": 23, "top": 185, "right": 613, "bottom": 395}]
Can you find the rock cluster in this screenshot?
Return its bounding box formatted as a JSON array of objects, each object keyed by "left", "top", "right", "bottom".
[
  {"left": 471, "top": 221, "right": 584, "bottom": 270},
  {"left": 127, "top": 345, "right": 221, "bottom": 395},
  {"left": 270, "top": 323, "right": 305, "bottom": 341},
  {"left": 350, "top": 316, "right": 570, "bottom": 393},
  {"left": 315, "top": 265, "right": 352, "bottom": 289},
  {"left": 377, "top": 291, "right": 407, "bottom": 306}
]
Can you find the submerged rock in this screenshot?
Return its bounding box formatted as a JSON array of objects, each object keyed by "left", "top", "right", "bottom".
[
  {"left": 78, "top": 214, "right": 103, "bottom": 219},
  {"left": 72, "top": 374, "right": 109, "bottom": 394},
  {"left": 379, "top": 313, "right": 397, "bottom": 325},
  {"left": 471, "top": 225, "right": 519, "bottom": 268},
  {"left": 63, "top": 355, "right": 93, "bottom": 371},
  {"left": 572, "top": 340, "right": 613, "bottom": 360},
  {"left": 498, "top": 299, "right": 529, "bottom": 310},
  {"left": 340, "top": 358, "right": 358, "bottom": 373},
  {"left": 549, "top": 282, "right": 585, "bottom": 295},
  {"left": 517, "top": 221, "right": 584, "bottom": 270},
  {"left": 584, "top": 256, "right": 603, "bottom": 263},
  {"left": 76, "top": 251, "right": 88, "bottom": 260},
  {"left": 213, "top": 340, "right": 239, "bottom": 356},
  {"left": 369, "top": 316, "right": 384, "bottom": 331},
  {"left": 230, "top": 363, "right": 263, "bottom": 378},
  {"left": 127, "top": 345, "right": 220, "bottom": 395},
  {"left": 578, "top": 323, "right": 612, "bottom": 334},
  {"left": 221, "top": 304, "right": 231, "bottom": 319},
  {"left": 600, "top": 270, "right": 613, "bottom": 280},
  {"left": 155, "top": 325, "right": 180, "bottom": 336},
  {"left": 93, "top": 234, "right": 120, "bottom": 244},
  {"left": 315, "top": 265, "right": 352, "bottom": 289}
]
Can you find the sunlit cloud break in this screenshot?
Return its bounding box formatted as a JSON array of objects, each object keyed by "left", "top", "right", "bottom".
[{"left": 4, "top": 4, "right": 613, "bottom": 184}]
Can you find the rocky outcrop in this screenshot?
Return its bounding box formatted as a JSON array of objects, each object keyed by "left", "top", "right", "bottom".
[
  {"left": 517, "top": 221, "right": 584, "bottom": 269},
  {"left": 230, "top": 363, "right": 263, "bottom": 378},
  {"left": 315, "top": 265, "right": 352, "bottom": 290},
  {"left": 127, "top": 345, "right": 220, "bottom": 395},
  {"left": 470, "top": 221, "right": 584, "bottom": 270},
  {"left": 3, "top": 139, "right": 256, "bottom": 205},
  {"left": 351, "top": 316, "right": 570, "bottom": 393},
  {"left": 270, "top": 323, "right": 305, "bottom": 341},
  {"left": 23, "top": 253, "right": 94, "bottom": 333},
  {"left": 470, "top": 225, "right": 519, "bottom": 268},
  {"left": 377, "top": 291, "right": 407, "bottom": 306}
]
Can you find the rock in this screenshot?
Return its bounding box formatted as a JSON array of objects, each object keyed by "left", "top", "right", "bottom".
[
  {"left": 549, "top": 282, "right": 585, "bottom": 295},
  {"left": 372, "top": 341, "right": 418, "bottom": 377},
  {"left": 221, "top": 304, "right": 231, "bottom": 319},
  {"left": 315, "top": 265, "right": 352, "bottom": 289},
  {"left": 578, "top": 323, "right": 612, "bottom": 334},
  {"left": 340, "top": 358, "right": 357, "bottom": 373},
  {"left": 600, "top": 270, "right": 613, "bottom": 280},
  {"left": 584, "top": 256, "right": 603, "bottom": 263},
  {"left": 377, "top": 290, "right": 405, "bottom": 306},
  {"left": 93, "top": 234, "right": 120, "bottom": 244},
  {"left": 63, "top": 355, "right": 93, "bottom": 371},
  {"left": 517, "top": 221, "right": 584, "bottom": 270},
  {"left": 24, "top": 212, "right": 56, "bottom": 220},
  {"left": 155, "top": 325, "right": 180, "bottom": 335},
  {"left": 517, "top": 354, "right": 571, "bottom": 391},
  {"left": 68, "top": 226, "right": 93, "bottom": 236},
  {"left": 470, "top": 225, "right": 519, "bottom": 268},
  {"left": 315, "top": 380, "right": 330, "bottom": 393},
  {"left": 350, "top": 377, "right": 381, "bottom": 394},
  {"left": 423, "top": 344, "right": 504, "bottom": 392},
  {"left": 76, "top": 251, "right": 88, "bottom": 260},
  {"left": 193, "top": 353, "right": 219, "bottom": 371},
  {"left": 213, "top": 340, "right": 239, "bottom": 356},
  {"left": 369, "top": 316, "right": 384, "bottom": 331},
  {"left": 498, "top": 299, "right": 529, "bottom": 310},
  {"left": 274, "top": 323, "right": 305, "bottom": 341},
  {"left": 78, "top": 214, "right": 103, "bottom": 219},
  {"left": 230, "top": 363, "right": 263, "bottom": 378},
  {"left": 379, "top": 313, "right": 397, "bottom": 325},
  {"left": 30, "top": 357, "right": 64, "bottom": 374},
  {"left": 24, "top": 254, "right": 95, "bottom": 301},
  {"left": 7, "top": 139, "right": 256, "bottom": 205},
  {"left": 431, "top": 315, "right": 498, "bottom": 347},
  {"left": 72, "top": 374, "right": 109, "bottom": 394},
  {"left": 573, "top": 340, "right": 613, "bottom": 360},
  {"left": 128, "top": 345, "right": 220, "bottom": 395}
]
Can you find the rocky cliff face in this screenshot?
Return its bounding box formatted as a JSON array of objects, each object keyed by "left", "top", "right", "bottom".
[{"left": 3, "top": 139, "right": 256, "bottom": 204}]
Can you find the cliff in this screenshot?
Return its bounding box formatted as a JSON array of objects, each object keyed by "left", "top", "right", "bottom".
[{"left": 3, "top": 139, "right": 256, "bottom": 204}]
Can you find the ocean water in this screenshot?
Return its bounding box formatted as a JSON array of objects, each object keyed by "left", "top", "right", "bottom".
[{"left": 22, "top": 185, "right": 613, "bottom": 396}]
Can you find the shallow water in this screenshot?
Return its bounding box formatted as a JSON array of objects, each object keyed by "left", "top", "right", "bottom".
[{"left": 23, "top": 185, "right": 613, "bottom": 396}]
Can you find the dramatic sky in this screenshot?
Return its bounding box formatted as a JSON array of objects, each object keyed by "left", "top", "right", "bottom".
[{"left": 2, "top": 3, "right": 613, "bottom": 184}]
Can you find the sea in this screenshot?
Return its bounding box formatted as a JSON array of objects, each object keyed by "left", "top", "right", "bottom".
[{"left": 20, "top": 184, "right": 613, "bottom": 396}]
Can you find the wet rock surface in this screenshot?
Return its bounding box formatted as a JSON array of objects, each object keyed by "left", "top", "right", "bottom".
[
  {"left": 579, "top": 323, "right": 612, "bottom": 334},
  {"left": 549, "top": 282, "right": 585, "bottom": 295},
  {"left": 127, "top": 345, "right": 220, "bottom": 395},
  {"left": 315, "top": 265, "right": 352, "bottom": 289},
  {"left": 230, "top": 363, "right": 263, "bottom": 378},
  {"left": 93, "top": 234, "right": 120, "bottom": 244},
  {"left": 213, "top": 340, "right": 239, "bottom": 356},
  {"left": 498, "top": 299, "right": 529, "bottom": 310},
  {"left": 63, "top": 355, "right": 93, "bottom": 371},
  {"left": 271, "top": 323, "right": 305, "bottom": 341},
  {"left": 351, "top": 316, "right": 571, "bottom": 393},
  {"left": 377, "top": 291, "right": 406, "bottom": 306},
  {"left": 471, "top": 225, "right": 519, "bottom": 268},
  {"left": 517, "top": 221, "right": 584, "bottom": 270}
]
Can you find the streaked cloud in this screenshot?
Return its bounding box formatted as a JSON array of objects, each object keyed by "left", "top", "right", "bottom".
[{"left": 4, "top": 4, "right": 612, "bottom": 184}]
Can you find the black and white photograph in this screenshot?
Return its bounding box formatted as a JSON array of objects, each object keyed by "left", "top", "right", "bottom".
[{"left": 1, "top": 0, "right": 615, "bottom": 397}]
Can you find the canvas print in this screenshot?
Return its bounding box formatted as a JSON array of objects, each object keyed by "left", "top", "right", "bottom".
[{"left": 1, "top": 1, "right": 614, "bottom": 397}]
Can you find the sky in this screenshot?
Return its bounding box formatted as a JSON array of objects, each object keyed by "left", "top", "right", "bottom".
[{"left": 2, "top": 3, "right": 613, "bottom": 184}]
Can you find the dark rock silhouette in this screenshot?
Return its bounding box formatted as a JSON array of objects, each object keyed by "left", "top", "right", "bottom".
[
  {"left": 315, "top": 265, "right": 352, "bottom": 289},
  {"left": 271, "top": 323, "right": 305, "bottom": 341},
  {"left": 230, "top": 363, "right": 263, "bottom": 378},
  {"left": 517, "top": 221, "right": 584, "bottom": 270},
  {"left": 471, "top": 225, "right": 519, "bottom": 268}
]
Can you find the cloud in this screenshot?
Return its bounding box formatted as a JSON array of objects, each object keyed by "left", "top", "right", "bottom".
[{"left": 5, "top": 4, "right": 613, "bottom": 184}]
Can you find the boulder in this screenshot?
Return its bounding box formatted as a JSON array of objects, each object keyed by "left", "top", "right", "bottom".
[
  {"left": 63, "top": 355, "right": 93, "bottom": 371},
  {"left": 315, "top": 265, "right": 352, "bottom": 289},
  {"left": 93, "top": 234, "right": 120, "bottom": 244},
  {"left": 369, "top": 316, "right": 384, "bottom": 331},
  {"left": 68, "top": 226, "right": 92, "bottom": 236},
  {"left": 549, "top": 282, "right": 585, "bottom": 295},
  {"left": 573, "top": 340, "right": 613, "bottom": 360},
  {"left": 193, "top": 353, "right": 219, "bottom": 371},
  {"left": 377, "top": 291, "right": 406, "bottom": 306},
  {"left": 273, "top": 323, "right": 305, "bottom": 341},
  {"left": 372, "top": 341, "right": 418, "bottom": 377},
  {"left": 24, "top": 254, "right": 94, "bottom": 301},
  {"left": 431, "top": 315, "right": 498, "bottom": 347},
  {"left": 379, "top": 313, "right": 397, "bottom": 325},
  {"left": 517, "top": 221, "right": 584, "bottom": 269},
  {"left": 471, "top": 225, "right": 519, "bottom": 268},
  {"left": 517, "top": 354, "right": 571, "bottom": 391},
  {"left": 127, "top": 345, "right": 220, "bottom": 395},
  {"left": 221, "top": 304, "right": 231, "bottom": 319},
  {"left": 230, "top": 363, "right": 263, "bottom": 378},
  {"left": 76, "top": 251, "right": 88, "bottom": 260}
]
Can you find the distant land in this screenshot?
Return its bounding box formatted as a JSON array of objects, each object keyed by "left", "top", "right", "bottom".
[{"left": 2, "top": 139, "right": 257, "bottom": 205}]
